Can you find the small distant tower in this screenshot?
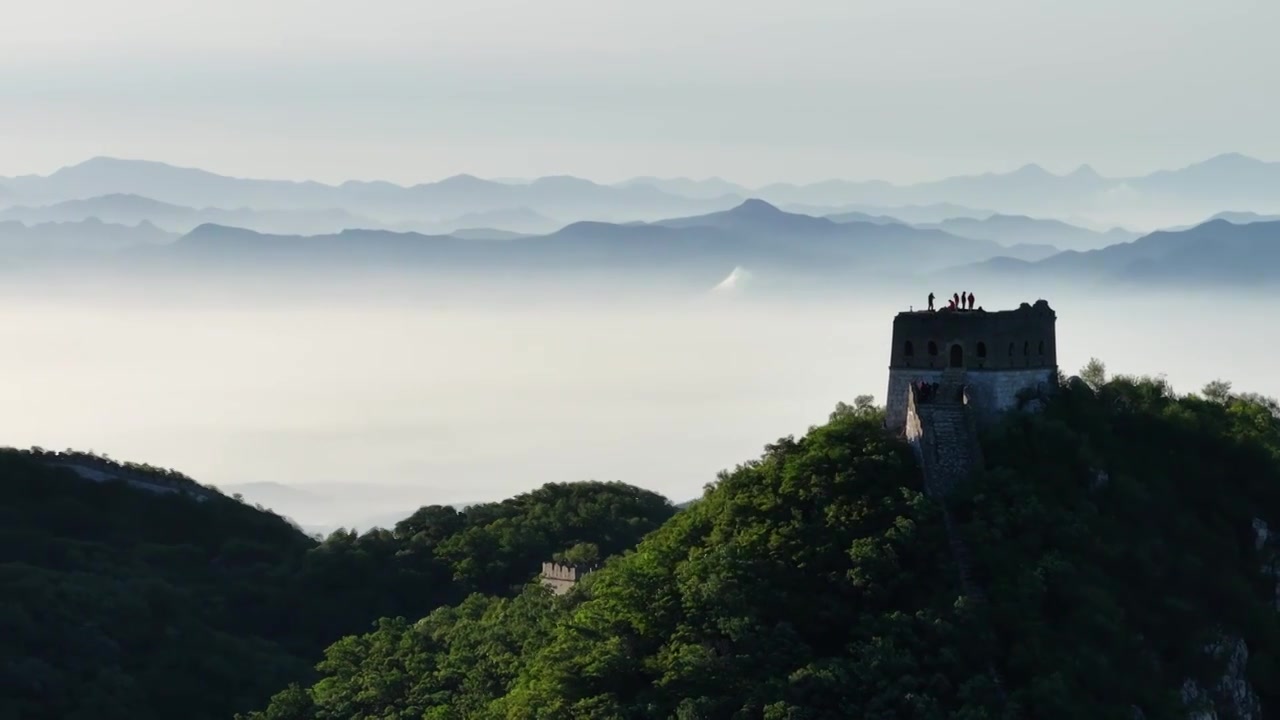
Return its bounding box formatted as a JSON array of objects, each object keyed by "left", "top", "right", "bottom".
[
  {"left": 885, "top": 299, "right": 1058, "bottom": 433},
  {"left": 540, "top": 561, "right": 596, "bottom": 596}
]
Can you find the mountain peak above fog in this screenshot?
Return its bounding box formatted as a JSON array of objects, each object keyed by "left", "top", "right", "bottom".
[
  {"left": 52, "top": 156, "right": 210, "bottom": 179},
  {"left": 530, "top": 175, "right": 597, "bottom": 188},
  {"left": 434, "top": 173, "right": 494, "bottom": 188},
  {"left": 729, "top": 198, "right": 783, "bottom": 216},
  {"left": 1199, "top": 152, "right": 1263, "bottom": 167},
  {"left": 1011, "top": 162, "right": 1050, "bottom": 176},
  {"left": 652, "top": 197, "right": 836, "bottom": 233}
]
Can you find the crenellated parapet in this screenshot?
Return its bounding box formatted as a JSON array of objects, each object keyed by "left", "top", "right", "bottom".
[
  {"left": 886, "top": 299, "right": 1058, "bottom": 433},
  {"left": 540, "top": 561, "right": 599, "bottom": 595}
]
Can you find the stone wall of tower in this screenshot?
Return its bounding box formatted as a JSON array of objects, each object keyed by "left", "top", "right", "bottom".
[
  {"left": 963, "top": 368, "right": 1057, "bottom": 423},
  {"left": 886, "top": 368, "right": 944, "bottom": 432},
  {"left": 540, "top": 561, "right": 597, "bottom": 596},
  {"left": 885, "top": 367, "right": 1055, "bottom": 432},
  {"left": 884, "top": 300, "right": 1058, "bottom": 433},
  {"left": 888, "top": 300, "right": 1058, "bottom": 372}
]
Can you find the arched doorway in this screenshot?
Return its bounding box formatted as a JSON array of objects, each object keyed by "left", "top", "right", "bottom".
[{"left": 949, "top": 343, "right": 964, "bottom": 368}]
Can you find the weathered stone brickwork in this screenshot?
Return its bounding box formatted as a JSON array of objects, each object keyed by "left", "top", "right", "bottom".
[
  {"left": 540, "top": 561, "right": 596, "bottom": 596},
  {"left": 886, "top": 299, "right": 1057, "bottom": 433},
  {"left": 903, "top": 380, "right": 1006, "bottom": 700}
]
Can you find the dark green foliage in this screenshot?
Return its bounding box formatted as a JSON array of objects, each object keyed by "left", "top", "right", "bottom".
[
  {"left": 252, "top": 377, "right": 1280, "bottom": 719},
  {"left": 256, "top": 409, "right": 1003, "bottom": 719},
  {"left": 0, "top": 450, "right": 674, "bottom": 720},
  {"left": 959, "top": 373, "right": 1280, "bottom": 718},
  {"left": 500, "top": 409, "right": 1001, "bottom": 720}
]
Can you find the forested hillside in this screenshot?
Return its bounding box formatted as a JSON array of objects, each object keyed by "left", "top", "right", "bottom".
[
  {"left": 0, "top": 454, "right": 674, "bottom": 720},
  {"left": 244, "top": 367, "right": 1280, "bottom": 719}
]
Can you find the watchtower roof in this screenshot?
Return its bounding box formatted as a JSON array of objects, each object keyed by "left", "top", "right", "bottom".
[
  {"left": 895, "top": 299, "right": 1055, "bottom": 322},
  {"left": 889, "top": 299, "right": 1057, "bottom": 371}
]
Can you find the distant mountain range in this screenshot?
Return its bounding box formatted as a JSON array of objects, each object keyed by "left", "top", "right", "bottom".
[
  {"left": 0, "top": 218, "right": 175, "bottom": 253},
  {"left": 0, "top": 194, "right": 383, "bottom": 236},
  {"left": 221, "top": 480, "right": 481, "bottom": 536},
  {"left": 2, "top": 154, "right": 1279, "bottom": 289},
  {"left": 1164, "top": 210, "right": 1280, "bottom": 232},
  {"left": 950, "top": 219, "right": 1280, "bottom": 287},
  {"left": 616, "top": 153, "right": 1280, "bottom": 226},
  {"left": 0, "top": 195, "right": 1275, "bottom": 289},
  {"left": 0, "top": 190, "right": 1143, "bottom": 256},
  {"left": 0, "top": 193, "right": 565, "bottom": 237},
  {"left": 797, "top": 202, "right": 998, "bottom": 224},
  {"left": 0, "top": 157, "right": 738, "bottom": 224},
  {"left": 83, "top": 200, "right": 1031, "bottom": 290},
  {"left": 916, "top": 214, "right": 1139, "bottom": 252},
  {"left": 5, "top": 153, "right": 1280, "bottom": 230}
]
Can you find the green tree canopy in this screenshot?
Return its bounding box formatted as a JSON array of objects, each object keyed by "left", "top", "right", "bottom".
[
  {"left": 0, "top": 449, "right": 674, "bottom": 720},
  {"left": 250, "top": 377, "right": 1280, "bottom": 719}
]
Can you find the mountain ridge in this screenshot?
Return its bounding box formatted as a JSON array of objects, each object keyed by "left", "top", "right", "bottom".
[
  {"left": 7, "top": 153, "right": 1280, "bottom": 228},
  {"left": 945, "top": 218, "right": 1280, "bottom": 286}
]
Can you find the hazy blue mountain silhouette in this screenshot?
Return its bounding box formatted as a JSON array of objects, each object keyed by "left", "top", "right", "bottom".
[
  {"left": 1209, "top": 210, "right": 1280, "bottom": 224},
  {"left": 742, "top": 165, "right": 1105, "bottom": 212},
  {"left": 797, "top": 202, "right": 996, "bottom": 224},
  {"left": 0, "top": 218, "right": 176, "bottom": 254},
  {"left": 950, "top": 219, "right": 1280, "bottom": 285},
  {"left": 437, "top": 207, "right": 562, "bottom": 234},
  {"left": 995, "top": 243, "right": 1061, "bottom": 262},
  {"left": 754, "top": 178, "right": 896, "bottom": 207},
  {"left": 3, "top": 157, "right": 333, "bottom": 208},
  {"left": 8, "top": 153, "right": 1280, "bottom": 228},
  {"left": 652, "top": 198, "right": 845, "bottom": 235},
  {"left": 614, "top": 176, "right": 748, "bottom": 200},
  {"left": 1163, "top": 210, "right": 1280, "bottom": 231},
  {"left": 0, "top": 158, "right": 740, "bottom": 222},
  {"left": 122, "top": 199, "right": 1018, "bottom": 281},
  {"left": 822, "top": 210, "right": 905, "bottom": 225},
  {"left": 448, "top": 228, "right": 535, "bottom": 241},
  {"left": 918, "top": 214, "right": 1138, "bottom": 252},
  {"left": 762, "top": 155, "right": 1280, "bottom": 220},
  {"left": 1129, "top": 153, "right": 1280, "bottom": 206},
  {"left": 905, "top": 163, "right": 1109, "bottom": 211},
  {"left": 0, "top": 193, "right": 382, "bottom": 235},
  {"left": 656, "top": 199, "right": 1075, "bottom": 262}
]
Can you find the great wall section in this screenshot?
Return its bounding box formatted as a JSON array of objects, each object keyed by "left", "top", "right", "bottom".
[{"left": 904, "top": 369, "right": 1009, "bottom": 703}]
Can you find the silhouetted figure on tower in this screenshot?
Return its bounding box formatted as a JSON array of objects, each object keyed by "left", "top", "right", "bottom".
[{"left": 927, "top": 292, "right": 935, "bottom": 311}]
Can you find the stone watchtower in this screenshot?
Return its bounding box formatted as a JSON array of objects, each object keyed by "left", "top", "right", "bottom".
[
  {"left": 885, "top": 299, "right": 1058, "bottom": 433},
  {"left": 540, "top": 561, "right": 596, "bottom": 596}
]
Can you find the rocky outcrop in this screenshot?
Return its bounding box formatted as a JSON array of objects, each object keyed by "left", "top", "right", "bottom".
[
  {"left": 1180, "top": 635, "right": 1262, "bottom": 720},
  {"left": 1254, "top": 518, "right": 1280, "bottom": 611}
]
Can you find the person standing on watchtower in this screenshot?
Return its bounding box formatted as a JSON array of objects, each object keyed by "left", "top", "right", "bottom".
[{"left": 927, "top": 292, "right": 935, "bottom": 311}]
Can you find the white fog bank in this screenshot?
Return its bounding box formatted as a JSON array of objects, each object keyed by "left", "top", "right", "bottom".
[{"left": 0, "top": 288, "right": 1272, "bottom": 531}]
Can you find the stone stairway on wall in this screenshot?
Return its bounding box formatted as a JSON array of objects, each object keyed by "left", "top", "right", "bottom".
[
  {"left": 938, "top": 367, "right": 968, "bottom": 403},
  {"left": 920, "top": 406, "right": 972, "bottom": 497},
  {"left": 907, "top": 370, "right": 1007, "bottom": 702}
]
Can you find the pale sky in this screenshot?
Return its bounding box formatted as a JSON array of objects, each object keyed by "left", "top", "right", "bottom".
[{"left": 1, "top": 0, "right": 1276, "bottom": 185}]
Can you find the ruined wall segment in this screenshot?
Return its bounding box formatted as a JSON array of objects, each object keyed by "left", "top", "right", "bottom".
[{"left": 540, "top": 561, "right": 597, "bottom": 596}]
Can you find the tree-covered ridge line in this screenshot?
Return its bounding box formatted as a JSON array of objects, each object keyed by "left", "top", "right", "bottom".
[
  {"left": 12, "top": 445, "right": 215, "bottom": 493},
  {"left": 0, "top": 445, "right": 676, "bottom": 720},
  {"left": 246, "top": 367, "right": 1280, "bottom": 719}
]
